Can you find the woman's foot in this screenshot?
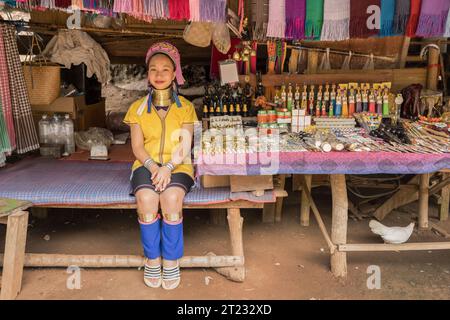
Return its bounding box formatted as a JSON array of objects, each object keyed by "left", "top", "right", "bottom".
[
  {"left": 162, "top": 259, "right": 181, "bottom": 290},
  {"left": 144, "top": 257, "right": 162, "bottom": 288}
]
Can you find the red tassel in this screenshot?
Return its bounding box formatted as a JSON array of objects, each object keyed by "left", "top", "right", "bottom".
[{"left": 168, "top": 0, "right": 190, "bottom": 21}]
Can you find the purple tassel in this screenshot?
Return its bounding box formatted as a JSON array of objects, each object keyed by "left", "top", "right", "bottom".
[
  {"left": 199, "top": 0, "right": 227, "bottom": 22},
  {"left": 285, "top": 0, "right": 306, "bottom": 40}
]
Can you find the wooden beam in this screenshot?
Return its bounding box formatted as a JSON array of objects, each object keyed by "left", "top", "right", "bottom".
[
  {"left": 419, "top": 174, "right": 430, "bottom": 230},
  {"left": 0, "top": 254, "right": 244, "bottom": 268},
  {"left": 1, "top": 211, "right": 29, "bottom": 300},
  {"left": 339, "top": 242, "right": 450, "bottom": 252},
  {"left": 399, "top": 36, "right": 411, "bottom": 68},
  {"left": 214, "top": 209, "right": 246, "bottom": 282},
  {"left": 439, "top": 173, "right": 449, "bottom": 222},
  {"left": 427, "top": 46, "right": 440, "bottom": 90},
  {"left": 373, "top": 176, "right": 420, "bottom": 221},
  {"left": 300, "top": 175, "right": 312, "bottom": 226},
  {"left": 330, "top": 175, "right": 348, "bottom": 278}
]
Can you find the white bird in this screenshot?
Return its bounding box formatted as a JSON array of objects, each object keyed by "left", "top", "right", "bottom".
[{"left": 369, "top": 220, "right": 415, "bottom": 244}]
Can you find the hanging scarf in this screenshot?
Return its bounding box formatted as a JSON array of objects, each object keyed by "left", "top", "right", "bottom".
[
  {"left": 0, "top": 25, "right": 15, "bottom": 151},
  {"left": 445, "top": 8, "right": 450, "bottom": 36},
  {"left": 321, "top": 0, "right": 350, "bottom": 41},
  {"left": 55, "top": 0, "right": 71, "bottom": 8},
  {"left": 113, "top": 0, "right": 132, "bottom": 13},
  {"left": 305, "top": 0, "right": 324, "bottom": 40},
  {"left": 406, "top": 0, "right": 421, "bottom": 36},
  {"left": 199, "top": 0, "right": 227, "bottom": 22},
  {"left": 350, "top": 0, "right": 380, "bottom": 38},
  {"left": 416, "top": 0, "right": 450, "bottom": 37},
  {"left": 189, "top": 0, "right": 201, "bottom": 21},
  {"left": 0, "top": 93, "right": 12, "bottom": 154},
  {"left": 71, "top": 0, "right": 84, "bottom": 9},
  {"left": 380, "top": 0, "right": 396, "bottom": 37},
  {"left": 266, "top": 0, "right": 285, "bottom": 39},
  {"left": 393, "top": 0, "right": 410, "bottom": 34},
  {"left": 168, "top": 0, "right": 189, "bottom": 21},
  {"left": 252, "top": 0, "right": 269, "bottom": 41},
  {"left": 143, "top": 0, "right": 169, "bottom": 19},
  {"left": 285, "top": 0, "right": 306, "bottom": 40},
  {"left": 0, "top": 24, "right": 39, "bottom": 154}
]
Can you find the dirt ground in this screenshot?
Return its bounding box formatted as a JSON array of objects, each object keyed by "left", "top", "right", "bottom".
[{"left": 1, "top": 183, "right": 449, "bottom": 300}]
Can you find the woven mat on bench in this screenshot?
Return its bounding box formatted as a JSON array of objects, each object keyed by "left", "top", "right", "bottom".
[{"left": 0, "top": 158, "right": 275, "bottom": 206}]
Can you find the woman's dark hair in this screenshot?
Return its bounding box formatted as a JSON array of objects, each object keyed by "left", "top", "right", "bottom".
[{"left": 147, "top": 53, "right": 176, "bottom": 71}]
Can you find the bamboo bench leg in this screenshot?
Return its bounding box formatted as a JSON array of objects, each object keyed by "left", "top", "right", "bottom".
[
  {"left": 1, "top": 211, "right": 29, "bottom": 300},
  {"left": 439, "top": 173, "right": 449, "bottom": 222},
  {"left": 300, "top": 175, "right": 312, "bottom": 226},
  {"left": 419, "top": 174, "right": 430, "bottom": 230},
  {"left": 275, "top": 175, "right": 287, "bottom": 223},
  {"left": 214, "top": 208, "right": 245, "bottom": 282},
  {"left": 330, "top": 175, "right": 348, "bottom": 278}
]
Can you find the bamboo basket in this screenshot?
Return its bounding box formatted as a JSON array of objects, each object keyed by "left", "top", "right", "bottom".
[{"left": 23, "top": 64, "right": 61, "bottom": 106}]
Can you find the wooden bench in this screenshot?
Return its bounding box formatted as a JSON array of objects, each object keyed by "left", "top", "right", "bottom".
[
  {"left": 0, "top": 199, "right": 282, "bottom": 289},
  {"left": 0, "top": 198, "right": 31, "bottom": 300}
]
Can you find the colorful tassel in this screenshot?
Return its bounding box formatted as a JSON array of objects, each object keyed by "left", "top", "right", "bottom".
[
  {"left": 416, "top": 0, "right": 450, "bottom": 37},
  {"left": 168, "top": 0, "right": 189, "bottom": 21},
  {"left": 189, "top": 0, "right": 201, "bottom": 21},
  {"left": 266, "top": 0, "right": 286, "bottom": 39},
  {"left": 406, "top": 0, "right": 422, "bottom": 36},
  {"left": 320, "top": 0, "right": 350, "bottom": 41},
  {"left": 380, "top": 0, "right": 396, "bottom": 37},
  {"left": 285, "top": 0, "right": 306, "bottom": 40},
  {"left": 393, "top": 0, "right": 410, "bottom": 35},
  {"left": 305, "top": 0, "right": 324, "bottom": 40},
  {"left": 199, "top": 0, "right": 227, "bottom": 22}
]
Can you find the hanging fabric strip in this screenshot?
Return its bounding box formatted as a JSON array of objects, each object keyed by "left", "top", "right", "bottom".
[
  {"left": 380, "top": 0, "right": 396, "bottom": 37},
  {"left": 71, "top": 0, "right": 84, "bottom": 9},
  {"left": 320, "top": 0, "right": 350, "bottom": 41},
  {"left": 350, "top": 0, "right": 380, "bottom": 38},
  {"left": 266, "top": 0, "right": 286, "bottom": 39},
  {"left": 55, "top": 0, "right": 72, "bottom": 8},
  {"left": 0, "top": 25, "right": 16, "bottom": 151},
  {"left": 199, "top": 0, "right": 227, "bottom": 22},
  {"left": 0, "top": 92, "right": 12, "bottom": 154},
  {"left": 0, "top": 24, "right": 39, "bottom": 154},
  {"left": 444, "top": 8, "right": 450, "bottom": 36},
  {"left": 416, "top": 0, "right": 450, "bottom": 37},
  {"left": 285, "top": 0, "right": 306, "bottom": 40},
  {"left": 113, "top": 0, "right": 132, "bottom": 13},
  {"left": 143, "top": 0, "right": 169, "bottom": 19},
  {"left": 393, "top": 0, "right": 410, "bottom": 35},
  {"left": 40, "top": 0, "right": 56, "bottom": 9},
  {"left": 252, "top": 0, "right": 269, "bottom": 41},
  {"left": 305, "top": 0, "right": 324, "bottom": 40},
  {"left": 168, "top": 0, "right": 189, "bottom": 20},
  {"left": 406, "top": 0, "right": 422, "bottom": 36},
  {"left": 189, "top": 0, "right": 201, "bottom": 21},
  {"left": 318, "top": 48, "right": 332, "bottom": 71}
]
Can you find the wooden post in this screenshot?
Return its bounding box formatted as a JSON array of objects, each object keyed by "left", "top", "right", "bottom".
[
  {"left": 275, "top": 175, "right": 286, "bottom": 223},
  {"left": 1, "top": 211, "right": 29, "bottom": 300},
  {"left": 262, "top": 203, "right": 276, "bottom": 223},
  {"left": 307, "top": 51, "right": 319, "bottom": 74},
  {"left": 31, "top": 207, "right": 48, "bottom": 220},
  {"left": 419, "top": 173, "right": 430, "bottom": 230},
  {"left": 330, "top": 175, "right": 348, "bottom": 278},
  {"left": 399, "top": 36, "right": 411, "bottom": 68},
  {"left": 210, "top": 209, "right": 227, "bottom": 226},
  {"left": 440, "top": 173, "right": 449, "bottom": 222},
  {"left": 427, "top": 46, "right": 440, "bottom": 90},
  {"left": 214, "top": 208, "right": 245, "bottom": 282},
  {"left": 300, "top": 175, "right": 312, "bottom": 226}
]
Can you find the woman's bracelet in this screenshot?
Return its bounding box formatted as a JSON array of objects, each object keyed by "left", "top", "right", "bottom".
[
  {"left": 163, "top": 161, "right": 175, "bottom": 172},
  {"left": 144, "top": 158, "right": 156, "bottom": 170}
]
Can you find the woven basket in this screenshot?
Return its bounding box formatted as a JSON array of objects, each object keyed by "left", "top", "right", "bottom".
[{"left": 23, "top": 64, "right": 61, "bottom": 106}]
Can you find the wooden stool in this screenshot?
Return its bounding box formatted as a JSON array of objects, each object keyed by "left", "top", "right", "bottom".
[{"left": 0, "top": 198, "right": 31, "bottom": 300}]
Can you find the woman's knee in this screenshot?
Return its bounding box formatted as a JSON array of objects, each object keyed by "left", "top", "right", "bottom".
[
  {"left": 160, "top": 189, "right": 184, "bottom": 208},
  {"left": 136, "top": 189, "right": 159, "bottom": 211}
]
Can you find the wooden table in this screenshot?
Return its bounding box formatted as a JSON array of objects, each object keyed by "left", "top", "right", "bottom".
[
  {"left": 298, "top": 172, "right": 450, "bottom": 278},
  {"left": 0, "top": 198, "right": 31, "bottom": 300}
]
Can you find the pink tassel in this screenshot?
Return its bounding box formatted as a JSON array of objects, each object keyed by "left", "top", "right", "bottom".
[
  {"left": 168, "top": 0, "right": 190, "bottom": 20},
  {"left": 189, "top": 0, "right": 200, "bottom": 21}
]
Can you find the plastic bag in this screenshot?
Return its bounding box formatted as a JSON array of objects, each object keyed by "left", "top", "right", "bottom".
[
  {"left": 74, "top": 127, "right": 114, "bottom": 151},
  {"left": 212, "top": 22, "right": 231, "bottom": 54}
]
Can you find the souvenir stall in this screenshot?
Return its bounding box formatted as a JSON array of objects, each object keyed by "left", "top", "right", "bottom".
[{"left": 0, "top": 0, "right": 449, "bottom": 299}]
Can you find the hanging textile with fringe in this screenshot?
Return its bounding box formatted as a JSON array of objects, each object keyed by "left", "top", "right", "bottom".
[
  {"left": 0, "top": 24, "right": 39, "bottom": 154},
  {"left": 143, "top": 0, "right": 169, "bottom": 19},
  {"left": 320, "top": 0, "right": 350, "bottom": 41},
  {"left": 285, "top": 0, "right": 305, "bottom": 40},
  {"left": 406, "top": 0, "right": 422, "bottom": 36},
  {"left": 189, "top": 0, "right": 201, "bottom": 21},
  {"left": 416, "top": 0, "right": 450, "bottom": 37},
  {"left": 266, "top": 0, "right": 285, "bottom": 39},
  {"left": 393, "top": 0, "right": 410, "bottom": 35},
  {"left": 252, "top": 0, "right": 269, "bottom": 41},
  {"left": 305, "top": 0, "right": 323, "bottom": 40},
  {"left": 199, "top": 0, "right": 227, "bottom": 22},
  {"left": 350, "top": 0, "right": 380, "bottom": 38},
  {"left": 380, "top": 0, "right": 396, "bottom": 37},
  {"left": 168, "top": 0, "right": 189, "bottom": 21},
  {"left": 0, "top": 28, "right": 15, "bottom": 152}
]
